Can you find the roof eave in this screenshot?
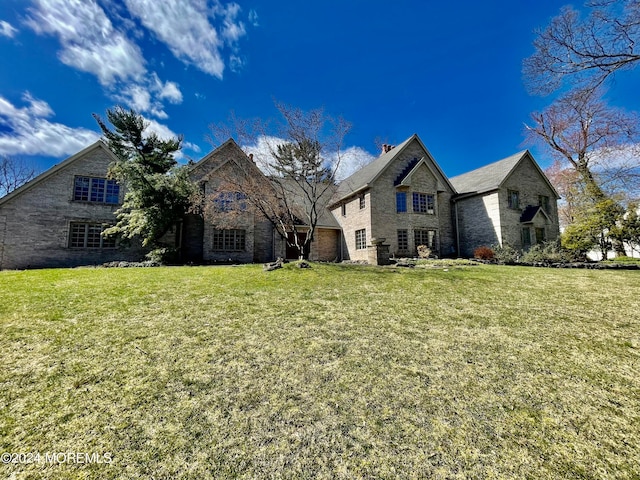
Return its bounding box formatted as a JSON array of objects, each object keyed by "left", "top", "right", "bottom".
[
  {"left": 0, "top": 140, "right": 114, "bottom": 207},
  {"left": 328, "top": 184, "right": 371, "bottom": 208}
]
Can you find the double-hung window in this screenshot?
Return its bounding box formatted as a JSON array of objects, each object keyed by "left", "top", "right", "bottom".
[
  {"left": 397, "top": 229, "right": 408, "bottom": 251},
  {"left": 538, "top": 195, "right": 550, "bottom": 213},
  {"left": 414, "top": 229, "right": 436, "bottom": 249},
  {"left": 214, "top": 192, "right": 247, "bottom": 212},
  {"left": 508, "top": 190, "right": 520, "bottom": 209},
  {"left": 355, "top": 229, "right": 367, "bottom": 250}
]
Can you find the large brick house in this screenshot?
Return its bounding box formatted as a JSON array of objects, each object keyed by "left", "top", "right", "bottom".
[{"left": 0, "top": 134, "right": 559, "bottom": 269}]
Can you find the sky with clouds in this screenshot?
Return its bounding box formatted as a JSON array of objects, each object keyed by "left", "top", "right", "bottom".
[{"left": 0, "top": 0, "right": 639, "bottom": 180}]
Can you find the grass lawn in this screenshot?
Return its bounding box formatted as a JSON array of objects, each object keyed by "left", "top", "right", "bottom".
[{"left": 1, "top": 262, "right": 639, "bottom": 479}]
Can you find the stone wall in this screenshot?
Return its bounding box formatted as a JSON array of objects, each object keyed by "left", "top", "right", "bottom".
[
  {"left": 368, "top": 143, "right": 456, "bottom": 258},
  {"left": 331, "top": 192, "right": 371, "bottom": 261},
  {"left": 0, "top": 144, "right": 146, "bottom": 270},
  {"left": 455, "top": 192, "right": 501, "bottom": 257},
  {"left": 499, "top": 157, "right": 560, "bottom": 249}
]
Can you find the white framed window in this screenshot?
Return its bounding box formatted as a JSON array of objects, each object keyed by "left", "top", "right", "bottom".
[
  {"left": 355, "top": 229, "right": 367, "bottom": 250},
  {"left": 69, "top": 223, "right": 116, "bottom": 249},
  {"left": 359, "top": 194, "right": 366, "bottom": 209}
]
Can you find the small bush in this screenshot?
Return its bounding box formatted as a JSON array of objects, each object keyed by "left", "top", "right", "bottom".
[
  {"left": 473, "top": 246, "right": 494, "bottom": 260},
  {"left": 417, "top": 245, "right": 432, "bottom": 259},
  {"left": 493, "top": 244, "right": 520, "bottom": 264},
  {"left": 145, "top": 247, "right": 180, "bottom": 265},
  {"left": 521, "top": 240, "right": 582, "bottom": 264}
]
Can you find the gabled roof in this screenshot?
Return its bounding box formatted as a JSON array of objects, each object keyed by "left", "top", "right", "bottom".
[
  {"left": 520, "top": 205, "right": 551, "bottom": 223},
  {"left": 189, "top": 138, "right": 250, "bottom": 179},
  {"left": 449, "top": 150, "right": 526, "bottom": 196},
  {"left": 330, "top": 134, "right": 455, "bottom": 205},
  {"left": 395, "top": 157, "right": 448, "bottom": 191},
  {"left": 450, "top": 150, "right": 559, "bottom": 199},
  {"left": 0, "top": 140, "right": 117, "bottom": 207}
]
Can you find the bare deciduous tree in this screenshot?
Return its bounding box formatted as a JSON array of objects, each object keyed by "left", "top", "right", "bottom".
[
  {"left": 526, "top": 87, "right": 640, "bottom": 255},
  {"left": 544, "top": 160, "right": 584, "bottom": 229},
  {"left": 0, "top": 155, "right": 37, "bottom": 197},
  {"left": 524, "top": 0, "right": 640, "bottom": 95},
  {"left": 526, "top": 87, "right": 640, "bottom": 200},
  {"left": 207, "top": 102, "right": 351, "bottom": 260}
]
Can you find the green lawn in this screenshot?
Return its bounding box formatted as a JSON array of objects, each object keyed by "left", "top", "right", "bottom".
[{"left": 1, "top": 262, "right": 639, "bottom": 479}]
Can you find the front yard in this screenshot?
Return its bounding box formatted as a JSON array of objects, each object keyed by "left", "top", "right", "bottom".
[{"left": 1, "top": 263, "right": 639, "bottom": 479}]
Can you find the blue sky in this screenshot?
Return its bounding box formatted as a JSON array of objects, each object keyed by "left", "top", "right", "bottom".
[{"left": 1, "top": 0, "right": 639, "bottom": 179}]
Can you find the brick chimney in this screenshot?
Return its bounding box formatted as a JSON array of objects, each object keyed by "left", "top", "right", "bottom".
[{"left": 381, "top": 144, "right": 394, "bottom": 154}]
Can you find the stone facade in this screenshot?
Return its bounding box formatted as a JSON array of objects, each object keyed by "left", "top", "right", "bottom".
[
  {"left": 331, "top": 136, "right": 457, "bottom": 261},
  {"left": 0, "top": 135, "right": 560, "bottom": 269},
  {"left": 0, "top": 143, "right": 145, "bottom": 270},
  {"left": 453, "top": 152, "right": 560, "bottom": 257},
  {"left": 192, "top": 143, "right": 275, "bottom": 264}
]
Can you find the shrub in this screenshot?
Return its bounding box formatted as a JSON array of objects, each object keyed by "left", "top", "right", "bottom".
[
  {"left": 493, "top": 244, "right": 520, "bottom": 264},
  {"left": 417, "top": 245, "right": 432, "bottom": 259},
  {"left": 473, "top": 246, "right": 494, "bottom": 260},
  {"left": 145, "top": 247, "right": 180, "bottom": 265},
  {"left": 521, "top": 240, "right": 583, "bottom": 264}
]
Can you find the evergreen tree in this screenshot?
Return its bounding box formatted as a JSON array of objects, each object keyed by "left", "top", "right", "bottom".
[{"left": 94, "top": 107, "right": 195, "bottom": 254}]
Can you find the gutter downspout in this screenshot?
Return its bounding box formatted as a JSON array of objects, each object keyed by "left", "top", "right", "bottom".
[{"left": 454, "top": 200, "right": 460, "bottom": 258}]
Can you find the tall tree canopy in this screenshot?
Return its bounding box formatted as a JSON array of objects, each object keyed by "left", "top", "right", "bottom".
[
  {"left": 526, "top": 87, "right": 640, "bottom": 199},
  {"left": 525, "top": 87, "right": 640, "bottom": 256},
  {"left": 94, "top": 107, "right": 194, "bottom": 251},
  {"left": 524, "top": 0, "right": 640, "bottom": 95}
]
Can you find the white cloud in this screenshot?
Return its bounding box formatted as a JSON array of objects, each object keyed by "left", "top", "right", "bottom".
[
  {"left": 0, "top": 20, "right": 18, "bottom": 38},
  {"left": 123, "top": 0, "right": 243, "bottom": 78},
  {"left": 229, "top": 54, "right": 245, "bottom": 73},
  {"left": 335, "top": 146, "right": 376, "bottom": 181},
  {"left": 26, "top": 0, "right": 146, "bottom": 86},
  {"left": 242, "top": 135, "right": 286, "bottom": 173},
  {"left": 0, "top": 94, "right": 99, "bottom": 157},
  {"left": 157, "top": 80, "right": 183, "bottom": 104},
  {"left": 248, "top": 9, "right": 259, "bottom": 27},
  {"left": 219, "top": 3, "right": 246, "bottom": 44},
  {"left": 112, "top": 74, "right": 184, "bottom": 120},
  {"left": 242, "top": 136, "right": 375, "bottom": 180}
]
